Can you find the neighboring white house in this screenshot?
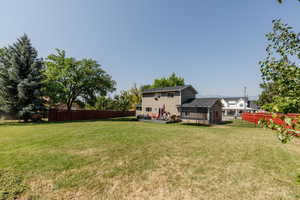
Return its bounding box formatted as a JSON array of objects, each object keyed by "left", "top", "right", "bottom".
[{"left": 221, "top": 97, "right": 256, "bottom": 116}]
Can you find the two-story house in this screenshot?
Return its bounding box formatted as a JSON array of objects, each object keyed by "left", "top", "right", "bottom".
[
  {"left": 136, "top": 85, "right": 222, "bottom": 124},
  {"left": 221, "top": 97, "right": 258, "bottom": 116}
]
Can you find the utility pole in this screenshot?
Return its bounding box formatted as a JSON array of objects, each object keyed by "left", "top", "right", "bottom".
[{"left": 244, "top": 86, "right": 247, "bottom": 112}]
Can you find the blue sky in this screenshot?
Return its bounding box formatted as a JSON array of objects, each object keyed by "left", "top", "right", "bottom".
[{"left": 0, "top": 0, "right": 299, "bottom": 98}]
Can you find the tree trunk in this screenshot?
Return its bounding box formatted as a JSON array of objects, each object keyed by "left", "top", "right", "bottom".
[
  {"left": 67, "top": 104, "right": 72, "bottom": 111},
  {"left": 67, "top": 99, "right": 75, "bottom": 111}
]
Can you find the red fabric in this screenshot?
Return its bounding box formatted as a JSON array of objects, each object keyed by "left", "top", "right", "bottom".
[
  {"left": 241, "top": 113, "right": 299, "bottom": 125},
  {"left": 241, "top": 113, "right": 300, "bottom": 135}
]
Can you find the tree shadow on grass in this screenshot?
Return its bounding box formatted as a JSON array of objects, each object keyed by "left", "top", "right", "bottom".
[
  {"left": 0, "top": 120, "right": 49, "bottom": 127},
  {"left": 181, "top": 120, "right": 258, "bottom": 129},
  {"left": 99, "top": 117, "right": 138, "bottom": 122},
  {"left": 217, "top": 121, "right": 233, "bottom": 125},
  {"left": 181, "top": 121, "right": 234, "bottom": 127},
  {"left": 181, "top": 123, "right": 211, "bottom": 127},
  {"left": 226, "top": 119, "right": 258, "bottom": 128},
  {"left": 0, "top": 117, "right": 138, "bottom": 127}
]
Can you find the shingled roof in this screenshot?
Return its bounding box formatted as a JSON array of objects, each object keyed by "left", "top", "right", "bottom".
[
  {"left": 222, "top": 97, "right": 248, "bottom": 102},
  {"left": 181, "top": 98, "right": 220, "bottom": 108},
  {"left": 142, "top": 85, "right": 198, "bottom": 94}
]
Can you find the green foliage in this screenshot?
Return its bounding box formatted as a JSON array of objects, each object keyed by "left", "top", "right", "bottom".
[
  {"left": 258, "top": 115, "right": 300, "bottom": 143},
  {"left": 139, "top": 73, "right": 185, "bottom": 91},
  {"left": 0, "top": 34, "right": 45, "bottom": 121},
  {"left": 87, "top": 91, "right": 131, "bottom": 111},
  {"left": 257, "top": 82, "right": 279, "bottom": 110},
  {"left": 140, "top": 73, "right": 185, "bottom": 92},
  {"left": 88, "top": 83, "right": 142, "bottom": 111},
  {"left": 128, "top": 84, "right": 142, "bottom": 109},
  {"left": 113, "top": 91, "right": 131, "bottom": 111},
  {"left": 259, "top": 19, "right": 300, "bottom": 113},
  {"left": 0, "top": 170, "right": 26, "bottom": 200},
  {"left": 44, "top": 49, "right": 116, "bottom": 110},
  {"left": 140, "top": 84, "right": 152, "bottom": 91},
  {"left": 87, "top": 96, "right": 113, "bottom": 110},
  {"left": 152, "top": 73, "right": 185, "bottom": 88}
]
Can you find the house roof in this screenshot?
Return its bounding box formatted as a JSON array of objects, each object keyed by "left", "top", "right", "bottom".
[
  {"left": 222, "top": 97, "right": 248, "bottom": 102},
  {"left": 142, "top": 85, "right": 198, "bottom": 94},
  {"left": 181, "top": 98, "right": 220, "bottom": 108}
]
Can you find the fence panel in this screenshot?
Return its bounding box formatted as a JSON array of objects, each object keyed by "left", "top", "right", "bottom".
[
  {"left": 48, "top": 110, "right": 135, "bottom": 122},
  {"left": 241, "top": 112, "right": 300, "bottom": 126}
]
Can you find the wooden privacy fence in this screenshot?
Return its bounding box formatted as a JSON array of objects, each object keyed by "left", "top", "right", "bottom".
[
  {"left": 48, "top": 109, "right": 136, "bottom": 122},
  {"left": 241, "top": 112, "right": 300, "bottom": 125}
]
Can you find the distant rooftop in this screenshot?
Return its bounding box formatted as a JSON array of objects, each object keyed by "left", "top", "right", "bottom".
[
  {"left": 222, "top": 97, "right": 248, "bottom": 101},
  {"left": 142, "top": 85, "right": 198, "bottom": 94},
  {"left": 181, "top": 98, "right": 220, "bottom": 108}
]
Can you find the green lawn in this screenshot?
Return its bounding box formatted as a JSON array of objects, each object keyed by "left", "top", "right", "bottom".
[{"left": 0, "top": 119, "right": 300, "bottom": 200}]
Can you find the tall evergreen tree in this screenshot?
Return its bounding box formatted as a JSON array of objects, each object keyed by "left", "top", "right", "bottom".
[{"left": 0, "top": 34, "right": 44, "bottom": 121}]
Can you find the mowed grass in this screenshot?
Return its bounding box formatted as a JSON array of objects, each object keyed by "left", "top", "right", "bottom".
[{"left": 0, "top": 119, "right": 300, "bottom": 200}]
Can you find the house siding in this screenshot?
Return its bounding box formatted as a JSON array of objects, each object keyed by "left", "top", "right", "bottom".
[
  {"left": 137, "top": 85, "right": 222, "bottom": 125},
  {"left": 140, "top": 91, "right": 181, "bottom": 117},
  {"left": 209, "top": 101, "right": 223, "bottom": 123},
  {"left": 221, "top": 97, "right": 249, "bottom": 116},
  {"left": 180, "top": 100, "right": 222, "bottom": 124}
]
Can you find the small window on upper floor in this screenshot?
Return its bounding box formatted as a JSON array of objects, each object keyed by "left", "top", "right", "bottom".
[
  {"left": 146, "top": 107, "right": 152, "bottom": 112},
  {"left": 239, "top": 103, "right": 244, "bottom": 107},
  {"left": 184, "top": 112, "right": 190, "bottom": 116},
  {"left": 167, "top": 92, "right": 174, "bottom": 98}
]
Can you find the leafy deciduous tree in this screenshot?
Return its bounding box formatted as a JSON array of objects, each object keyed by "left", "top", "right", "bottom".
[
  {"left": 140, "top": 84, "right": 152, "bottom": 92},
  {"left": 128, "top": 84, "right": 142, "bottom": 109},
  {"left": 44, "top": 49, "right": 116, "bottom": 111},
  {"left": 259, "top": 19, "right": 300, "bottom": 113},
  {"left": 257, "top": 82, "right": 279, "bottom": 110},
  {"left": 113, "top": 91, "right": 131, "bottom": 111},
  {"left": 152, "top": 73, "right": 185, "bottom": 88}
]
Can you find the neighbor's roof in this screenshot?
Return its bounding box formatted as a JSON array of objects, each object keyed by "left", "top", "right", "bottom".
[
  {"left": 181, "top": 98, "right": 220, "bottom": 108},
  {"left": 142, "top": 85, "right": 198, "bottom": 94},
  {"left": 222, "top": 97, "right": 248, "bottom": 102}
]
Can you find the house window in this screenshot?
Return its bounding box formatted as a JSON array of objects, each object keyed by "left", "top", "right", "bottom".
[
  {"left": 167, "top": 92, "right": 174, "bottom": 98},
  {"left": 146, "top": 107, "right": 152, "bottom": 112},
  {"left": 136, "top": 106, "right": 142, "bottom": 111},
  {"left": 184, "top": 112, "right": 189, "bottom": 116},
  {"left": 228, "top": 101, "right": 236, "bottom": 105},
  {"left": 239, "top": 103, "right": 244, "bottom": 107}
]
